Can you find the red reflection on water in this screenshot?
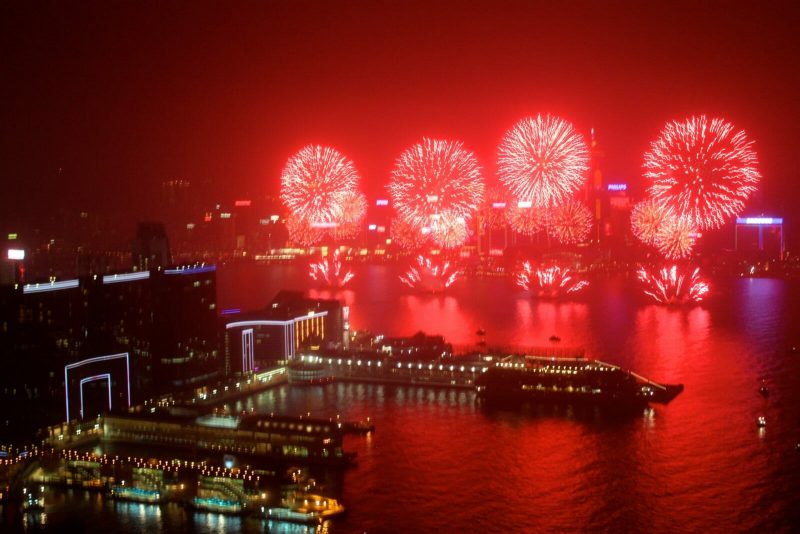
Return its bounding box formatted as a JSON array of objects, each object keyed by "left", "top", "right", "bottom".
[{"left": 511, "top": 298, "right": 589, "bottom": 349}]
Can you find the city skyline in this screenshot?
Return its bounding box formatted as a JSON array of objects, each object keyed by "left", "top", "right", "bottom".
[{"left": 2, "top": 1, "right": 799, "bottom": 235}]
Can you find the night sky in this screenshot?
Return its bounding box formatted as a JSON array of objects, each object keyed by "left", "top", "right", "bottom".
[{"left": 2, "top": 1, "right": 799, "bottom": 232}]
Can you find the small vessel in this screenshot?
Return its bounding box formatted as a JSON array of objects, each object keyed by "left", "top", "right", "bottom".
[
  {"left": 287, "top": 360, "right": 334, "bottom": 386},
  {"left": 549, "top": 335, "right": 561, "bottom": 342},
  {"left": 22, "top": 488, "right": 44, "bottom": 512},
  {"left": 759, "top": 381, "right": 769, "bottom": 398},
  {"left": 264, "top": 492, "right": 345, "bottom": 525},
  {"left": 190, "top": 496, "right": 244, "bottom": 515},
  {"left": 476, "top": 328, "right": 486, "bottom": 336},
  {"left": 110, "top": 485, "right": 162, "bottom": 504},
  {"left": 756, "top": 416, "right": 766, "bottom": 428}
]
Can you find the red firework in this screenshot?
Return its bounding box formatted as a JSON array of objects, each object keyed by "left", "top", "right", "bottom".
[
  {"left": 390, "top": 217, "right": 427, "bottom": 251},
  {"left": 479, "top": 186, "right": 510, "bottom": 230},
  {"left": 309, "top": 249, "right": 354, "bottom": 288},
  {"left": 505, "top": 202, "right": 547, "bottom": 236},
  {"left": 286, "top": 214, "right": 325, "bottom": 246},
  {"left": 516, "top": 262, "right": 588, "bottom": 297},
  {"left": 655, "top": 216, "right": 696, "bottom": 259},
  {"left": 630, "top": 199, "right": 672, "bottom": 246},
  {"left": 330, "top": 191, "right": 367, "bottom": 241},
  {"left": 643, "top": 115, "right": 760, "bottom": 230},
  {"left": 637, "top": 264, "right": 709, "bottom": 304},
  {"left": 388, "top": 138, "right": 484, "bottom": 235},
  {"left": 497, "top": 114, "right": 590, "bottom": 208},
  {"left": 546, "top": 200, "right": 593, "bottom": 245},
  {"left": 429, "top": 213, "right": 469, "bottom": 249},
  {"left": 399, "top": 255, "right": 462, "bottom": 292}
]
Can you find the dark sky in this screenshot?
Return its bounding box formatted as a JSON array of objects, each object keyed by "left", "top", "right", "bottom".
[{"left": 2, "top": 0, "right": 799, "bottom": 229}]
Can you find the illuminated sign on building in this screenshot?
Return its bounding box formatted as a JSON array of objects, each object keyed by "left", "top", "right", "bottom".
[
  {"left": 736, "top": 217, "right": 783, "bottom": 225},
  {"left": 517, "top": 200, "right": 533, "bottom": 208},
  {"left": 607, "top": 183, "right": 627, "bottom": 191},
  {"left": 376, "top": 199, "right": 389, "bottom": 206},
  {"left": 7, "top": 249, "right": 25, "bottom": 260},
  {"left": 64, "top": 353, "right": 131, "bottom": 422},
  {"left": 164, "top": 265, "right": 217, "bottom": 275},
  {"left": 492, "top": 202, "right": 506, "bottom": 209},
  {"left": 23, "top": 279, "right": 79, "bottom": 294},
  {"left": 234, "top": 200, "right": 252, "bottom": 207},
  {"left": 102, "top": 271, "right": 150, "bottom": 284}
]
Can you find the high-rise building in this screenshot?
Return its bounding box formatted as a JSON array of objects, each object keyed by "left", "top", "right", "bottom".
[
  {"left": 223, "top": 291, "right": 346, "bottom": 376},
  {"left": 132, "top": 222, "right": 171, "bottom": 271},
  {"left": 0, "top": 263, "right": 221, "bottom": 440}
]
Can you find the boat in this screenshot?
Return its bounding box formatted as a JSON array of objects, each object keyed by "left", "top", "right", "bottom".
[
  {"left": 22, "top": 488, "right": 44, "bottom": 512},
  {"left": 475, "top": 354, "right": 684, "bottom": 409},
  {"left": 757, "top": 416, "right": 766, "bottom": 428},
  {"left": 549, "top": 335, "right": 561, "bottom": 342},
  {"left": 190, "top": 496, "right": 244, "bottom": 515},
  {"left": 110, "top": 485, "right": 163, "bottom": 504},
  {"left": 287, "top": 360, "right": 334, "bottom": 385},
  {"left": 476, "top": 328, "right": 486, "bottom": 336},
  {"left": 759, "top": 381, "right": 769, "bottom": 398},
  {"left": 264, "top": 492, "right": 345, "bottom": 525}
]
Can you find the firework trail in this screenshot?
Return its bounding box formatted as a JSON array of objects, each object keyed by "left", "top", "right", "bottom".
[
  {"left": 637, "top": 264, "right": 709, "bottom": 304},
  {"left": 516, "top": 262, "right": 589, "bottom": 297},
  {"left": 309, "top": 249, "right": 355, "bottom": 288},
  {"left": 399, "top": 255, "right": 462, "bottom": 292}
]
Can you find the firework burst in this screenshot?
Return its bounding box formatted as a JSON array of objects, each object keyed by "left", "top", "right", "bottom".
[
  {"left": 516, "top": 262, "right": 589, "bottom": 297},
  {"left": 399, "top": 255, "right": 462, "bottom": 292},
  {"left": 286, "top": 214, "right": 325, "bottom": 246},
  {"left": 655, "top": 216, "right": 696, "bottom": 259},
  {"left": 429, "top": 213, "right": 469, "bottom": 249},
  {"left": 643, "top": 115, "right": 760, "bottom": 230},
  {"left": 498, "top": 114, "right": 590, "bottom": 208},
  {"left": 547, "top": 200, "right": 593, "bottom": 245},
  {"left": 388, "top": 138, "right": 484, "bottom": 234},
  {"left": 630, "top": 199, "right": 672, "bottom": 246},
  {"left": 479, "top": 186, "right": 511, "bottom": 230},
  {"left": 637, "top": 264, "right": 709, "bottom": 304},
  {"left": 505, "top": 202, "right": 547, "bottom": 236},
  {"left": 390, "top": 217, "right": 427, "bottom": 251},
  {"left": 280, "top": 145, "right": 361, "bottom": 227},
  {"left": 309, "top": 249, "right": 355, "bottom": 288},
  {"left": 330, "top": 191, "right": 367, "bottom": 240}
]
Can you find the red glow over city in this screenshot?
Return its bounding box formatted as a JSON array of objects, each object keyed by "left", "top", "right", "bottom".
[{"left": 2, "top": 2, "right": 798, "bottom": 531}]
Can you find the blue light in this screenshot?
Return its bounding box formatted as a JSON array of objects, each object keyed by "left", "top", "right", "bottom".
[
  {"left": 736, "top": 217, "right": 783, "bottom": 225},
  {"left": 164, "top": 265, "right": 216, "bottom": 275},
  {"left": 23, "top": 279, "right": 80, "bottom": 294},
  {"left": 221, "top": 308, "right": 241, "bottom": 315},
  {"left": 103, "top": 271, "right": 150, "bottom": 284}
]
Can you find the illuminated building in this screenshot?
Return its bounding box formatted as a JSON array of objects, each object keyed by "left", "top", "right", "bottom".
[
  {"left": 224, "top": 291, "right": 347, "bottom": 376},
  {"left": 0, "top": 264, "right": 221, "bottom": 440},
  {"left": 734, "top": 217, "right": 785, "bottom": 260}
]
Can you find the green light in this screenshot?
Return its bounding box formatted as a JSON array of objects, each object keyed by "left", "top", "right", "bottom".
[{"left": 8, "top": 233, "right": 17, "bottom": 240}]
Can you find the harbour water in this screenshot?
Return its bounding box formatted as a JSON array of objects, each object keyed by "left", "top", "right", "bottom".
[{"left": 5, "top": 262, "right": 800, "bottom": 531}]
